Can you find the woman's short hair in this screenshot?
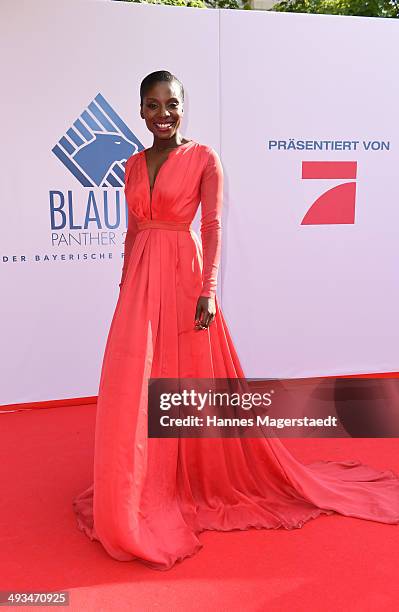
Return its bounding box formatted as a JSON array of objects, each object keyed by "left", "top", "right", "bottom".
[{"left": 140, "top": 70, "right": 184, "bottom": 106}]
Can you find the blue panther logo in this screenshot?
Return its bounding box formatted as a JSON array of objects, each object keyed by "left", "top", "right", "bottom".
[{"left": 52, "top": 93, "right": 143, "bottom": 187}]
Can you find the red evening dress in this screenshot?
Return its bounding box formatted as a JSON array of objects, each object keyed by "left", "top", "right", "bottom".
[{"left": 73, "top": 140, "right": 399, "bottom": 570}]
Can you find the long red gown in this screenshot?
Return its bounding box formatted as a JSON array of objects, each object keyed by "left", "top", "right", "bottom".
[{"left": 73, "top": 139, "right": 399, "bottom": 570}]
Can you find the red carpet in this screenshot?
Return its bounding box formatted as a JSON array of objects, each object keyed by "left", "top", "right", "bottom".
[{"left": 1, "top": 403, "right": 399, "bottom": 611}]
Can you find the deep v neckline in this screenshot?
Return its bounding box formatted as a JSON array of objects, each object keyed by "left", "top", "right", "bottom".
[{"left": 142, "top": 140, "right": 193, "bottom": 210}]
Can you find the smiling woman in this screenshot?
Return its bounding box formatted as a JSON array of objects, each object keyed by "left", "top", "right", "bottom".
[
  {"left": 139, "top": 74, "right": 188, "bottom": 212},
  {"left": 72, "top": 70, "right": 399, "bottom": 571}
]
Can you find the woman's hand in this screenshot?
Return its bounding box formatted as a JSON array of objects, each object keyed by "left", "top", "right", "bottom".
[{"left": 194, "top": 296, "right": 216, "bottom": 330}]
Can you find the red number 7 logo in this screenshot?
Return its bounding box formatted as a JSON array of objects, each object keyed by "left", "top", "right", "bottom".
[{"left": 301, "top": 161, "right": 357, "bottom": 225}]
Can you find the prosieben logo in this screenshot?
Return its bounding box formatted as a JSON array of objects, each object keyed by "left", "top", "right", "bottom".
[{"left": 301, "top": 161, "right": 357, "bottom": 225}]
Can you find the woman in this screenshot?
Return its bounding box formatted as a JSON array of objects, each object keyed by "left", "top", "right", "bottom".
[{"left": 73, "top": 70, "right": 399, "bottom": 571}]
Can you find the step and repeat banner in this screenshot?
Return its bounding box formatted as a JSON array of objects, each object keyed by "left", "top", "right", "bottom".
[
  {"left": 1, "top": 1, "right": 398, "bottom": 404},
  {"left": 220, "top": 10, "right": 399, "bottom": 378},
  {"left": 1, "top": 0, "right": 220, "bottom": 404}
]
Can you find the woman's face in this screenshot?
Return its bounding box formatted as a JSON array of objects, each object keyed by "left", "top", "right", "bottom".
[{"left": 140, "top": 80, "right": 184, "bottom": 142}]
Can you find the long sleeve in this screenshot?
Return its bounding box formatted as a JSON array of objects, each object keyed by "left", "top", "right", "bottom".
[
  {"left": 119, "top": 157, "right": 139, "bottom": 289},
  {"left": 199, "top": 147, "right": 223, "bottom": 299}
]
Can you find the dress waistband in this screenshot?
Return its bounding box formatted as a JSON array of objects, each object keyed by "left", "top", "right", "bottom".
[{"left": 136, "top": 220, "right": 192, "bottom": 232}]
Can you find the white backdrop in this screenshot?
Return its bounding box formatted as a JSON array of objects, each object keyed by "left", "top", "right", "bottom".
[
  {"left": 1, "top": 1, "right": 398, "bottom": 405},
  {"left": 1, "top": 0, "right": 220, "bottom": 404},
  {"left": 220, "top": 10, "right": 399, "bottom": 378}
]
